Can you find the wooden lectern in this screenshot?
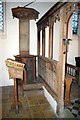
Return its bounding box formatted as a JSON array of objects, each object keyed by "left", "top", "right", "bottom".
[{"left": 5, "top": 59, "right": 25, "bottom": 112}]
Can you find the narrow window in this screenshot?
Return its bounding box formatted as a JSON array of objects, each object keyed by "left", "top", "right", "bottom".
[
  {"left": 0, "top": 1, "right": 3, "bottom": 31},
  {"left": 72, "top": 12, "right": 78, "bottom": 35}
]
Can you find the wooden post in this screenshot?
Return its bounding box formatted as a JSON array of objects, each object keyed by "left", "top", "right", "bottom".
[
  {"left": 78, "top": 6, "right": 80, "bottom": 57},
  {"left": 48, "top": 22, "right": 53, "bottom": 59},
  {"left": 57, "top": 8, "right": 66, "bottom": 117},
  {"left": 37, "top": 29, "right": 40, "bottom": 56},
  {"left": 49, "top": 26, "right": 53, "bottom": 58},
  {"left": 42, "top": 28, "right": 45, "bottom": 57},
  {"left": 78, "top": 70, "right": 80, "bottom": 86},
  {"left": 78, "top": 70, "right": 80, "bottom": 100},
  {"left": 11, "top": 78, "right": 22, "bottom": 111},
  {"left": 77, "top": 4, "right": 80, "bottom": 87}
]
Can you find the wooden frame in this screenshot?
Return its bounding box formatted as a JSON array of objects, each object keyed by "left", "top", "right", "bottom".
[{"left": 37, "top": 2, "right": 80, "bottom": 116}]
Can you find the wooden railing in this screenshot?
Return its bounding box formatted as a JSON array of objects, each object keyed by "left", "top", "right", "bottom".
[
  {"left": 66, "top": 63, "right": 77, "bottom": 77},
  {"left": 66, "top": 63, "right": 80, "bottom": 82}
]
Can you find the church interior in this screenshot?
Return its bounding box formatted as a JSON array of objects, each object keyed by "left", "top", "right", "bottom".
[{"left": 0, "top": 0, "right": 80, "bottom": 119}]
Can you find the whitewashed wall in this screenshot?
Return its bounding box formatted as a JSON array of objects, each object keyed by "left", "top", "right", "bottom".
[
  {"left": 53, "top": 20, "right": 60, "bottom": 61},
  {"left": 45, "top": 27, "right": 49, "bottom": 58},
  {"left": 40, "top": 30, "right": 42, "bottom": 55},
  {"left": 52, "top": 15, "right": 78, "bottom": 65},
  {"left": 0, "top": 2, "right": 19, "bottom": 86}
]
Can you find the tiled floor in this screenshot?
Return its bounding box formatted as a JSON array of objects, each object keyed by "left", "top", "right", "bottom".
[
  {"left": 67, "top": 98, "right": 80, "bottom": 119},
  {"left": 1, "top": 83, "right": 57, "bottom": 119}
]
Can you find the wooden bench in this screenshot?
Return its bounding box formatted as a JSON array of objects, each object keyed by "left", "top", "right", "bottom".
[
  {"left": 64, "top": 73, "right": 75, "bottom": 106},
  {"left": 64, "top": 63, "right": 80, "bottom": 106}
]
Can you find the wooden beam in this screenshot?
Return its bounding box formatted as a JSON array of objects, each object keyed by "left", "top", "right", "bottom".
[
  {"left": 42, "top": 28, "right": 45, "bottom": 57},
  {"left": 37, "top": 29, "right": 40, "bottom": 55},
  {"left": 78, "top": 13, "right": 80, "bottom": 56},
  {"left": 57, "top": 8, "right": 66, "bottom": 116},
  {"left": 48, "top": 23, "right": 53, "bottom": 59}
]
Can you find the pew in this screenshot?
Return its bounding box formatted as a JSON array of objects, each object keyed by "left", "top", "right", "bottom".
[
  {"left": 65, "top": 63, "right": 80, "bottom": 106},
  {"left": 64, "top": 74, "right": 75, "bottom": 106}
]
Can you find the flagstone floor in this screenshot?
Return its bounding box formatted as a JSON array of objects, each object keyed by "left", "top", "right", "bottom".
[
  {"left": 0, "top": 82, "right": 57, "bottom": 119},
  {"left": 0, "top": 78, "right": 79, "bottom": 119}
]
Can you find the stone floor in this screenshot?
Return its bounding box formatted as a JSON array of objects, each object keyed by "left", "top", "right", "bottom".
[
  {"left": 66, "top": 80, "right": 80, "bottom": 119},
  {"left": 67, "top": 98, "right": 80, "bottom": 119},
  {"left": 0, "top": 78, "right": 79, "bottom": 119},
  {"left": 0, "top": 82, "right": 57, "bottom": 119}
]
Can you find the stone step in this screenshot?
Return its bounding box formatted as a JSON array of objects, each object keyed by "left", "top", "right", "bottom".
[
  {"left": 23, "top": 88, "right": 44, "bottom": 97},
  {"left": 23, "top": 83, "right": 43, "bottom": 90},
  {"left": 18, "top": 82, "right": 44, "bottom": 97},
  {"left": 58, "top": 108, "right": 75, "bottom": 118}
]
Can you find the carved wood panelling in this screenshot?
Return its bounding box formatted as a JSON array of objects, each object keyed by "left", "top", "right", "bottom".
[
  {"left": 78, "top": 3, "right": 80, "bottom": 13},
  {"left": 37, "top": 2, "right": 80, "bottom": 115},
  {"left": 53, "top": 12, "right": 60, "bottom": 23},
  {"left": 64, "top": 3, "right": 74, "bottom": 23},
  {"left": 38, "top": 56, "right": 58, "bottom": 97},
  {"left": 37, "top": 2, "right": 80, "bottom": 32},
  {"left": 37, "top": 2, "right": 66, "bottom": 30}
]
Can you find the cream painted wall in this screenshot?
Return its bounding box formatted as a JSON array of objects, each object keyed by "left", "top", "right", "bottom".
[
  {"left": 0, "top": 39, "right": 3, "bottom": 86},
  {"left": 0, "top": 2, "right": 19, "bottom": 86},
  {"left": 0, "top": 2, "right": 54, "bottom": 86},
  {"left": 44, "top": 15, "right": 78, "bottom": 65},
  {"left": 40, "top": 30, "right": 42, "bottom": 55},
  {"left": 45, "top": 27, "right": 49, "bottom": 58},
  {"left": 53, "top": 20, "right": 60, "bottom": 61}
]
